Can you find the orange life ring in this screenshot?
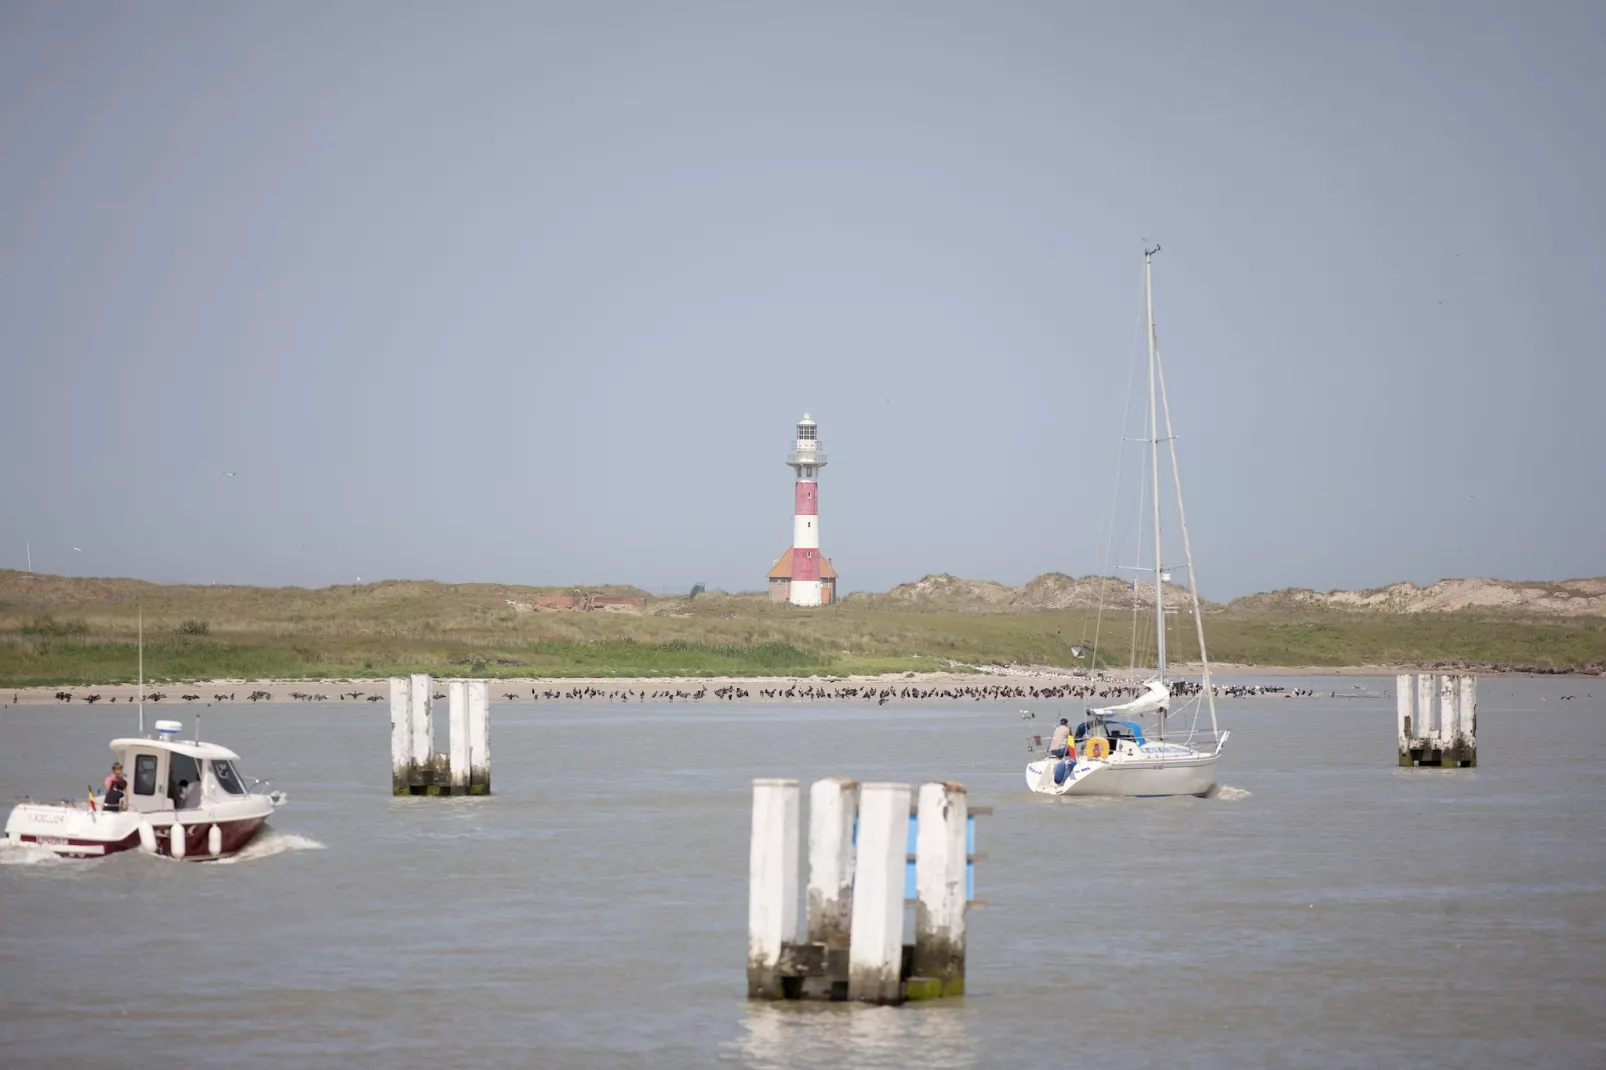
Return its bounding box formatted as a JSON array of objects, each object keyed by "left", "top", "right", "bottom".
[{"left": 1085, "top": 736, "right": 1110, "bottom": 760}]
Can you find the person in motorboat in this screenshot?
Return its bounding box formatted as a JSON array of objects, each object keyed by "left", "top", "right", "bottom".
[
  {"left": 103, "top": 761, "right": 125, "bottom": 792},
  {"left": 178, "top": 779, "right": 201, "bottom": 809},
  {"left": 1048, "top": 718, "right": 1071, "bottom": 759},
  {"left": 103, "top": 774, "right": 127, "bottom": 811}
]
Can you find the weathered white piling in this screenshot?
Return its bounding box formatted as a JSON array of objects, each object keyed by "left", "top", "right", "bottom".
[
  {"left": 1398, "top": 673, "right": 1477, "bottom": 767},
  {"left": 1416, "top": 674, "right": 1437, "bottom": 738},
  {"left": 912, "top": 781, "right": 968, "bottom": 998},
  {"left": 389, "top": 676, "right": 413, "bottom": 794},
  {"left": 848, "top": 781, "right": 912, "bottom": 1005},
  {"left": 748, "top": 778, "right": 800, "bottom": 999},
  {"left": 409, "top": 673, "right": 434, "bottom": 770},
  {"left": 806, "top": 778, "right": 858, "bottom": 948},
  {"left": 1438, "top": 674, "right": 1458, "bottom": 745},
  {"left": 448, "top": 680, "right": 470, "bottom": 792},
  {"left": 468, "top": 679, "right": 491, "bottom": 794}
]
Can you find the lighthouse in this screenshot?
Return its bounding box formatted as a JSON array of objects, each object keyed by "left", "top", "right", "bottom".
[{"left": 767, "top": 413, "right": 837, "bottom": 606}]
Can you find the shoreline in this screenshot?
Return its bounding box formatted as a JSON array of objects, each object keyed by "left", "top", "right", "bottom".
[{"left": 2, "top": 663, "right": 1594, "bottom": 706}]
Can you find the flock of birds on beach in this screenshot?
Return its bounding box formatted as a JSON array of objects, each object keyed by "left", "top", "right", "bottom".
[
  {"left": 28, "top": 683, "right": 1593, "bottom": 708},
  {"left": 39, "top": 680, "right": 1309, "bottom": 706}
]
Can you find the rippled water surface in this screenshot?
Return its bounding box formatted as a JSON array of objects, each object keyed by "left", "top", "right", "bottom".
[{"left": 3, "top": 676, "right": 1604, "bottom": 1068}]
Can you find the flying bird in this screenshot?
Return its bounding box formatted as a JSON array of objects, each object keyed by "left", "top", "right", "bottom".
[
  {"left": 72, "top": 547, "right": 83, "bottom": 553},
  {"left": 222, "top": 471, "right": 238, "bottom": 477}
]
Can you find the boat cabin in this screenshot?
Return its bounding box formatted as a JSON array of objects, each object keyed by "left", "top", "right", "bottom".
[{"left": 107, "top": 735, "right": 250, "bottom": 813}]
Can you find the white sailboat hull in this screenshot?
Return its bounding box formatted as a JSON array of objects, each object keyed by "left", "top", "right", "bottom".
[{"left": 1025, "top": 749, "right": 1220, "bottom": 798}]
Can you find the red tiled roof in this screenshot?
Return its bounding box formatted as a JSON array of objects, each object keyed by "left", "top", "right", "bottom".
[{"left": 768, "top": 549, "right": 838, "bottom": 580}]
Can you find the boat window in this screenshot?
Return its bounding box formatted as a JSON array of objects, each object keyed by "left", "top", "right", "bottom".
[
  {"left": 168, "top": 752, "right": 201, "bottom": 800},
  {"left": 133, "top": 754, "right": 159, "bottom": 795},
  {"left": 211, "top": 759, "right": 246, "bottom": 795}
]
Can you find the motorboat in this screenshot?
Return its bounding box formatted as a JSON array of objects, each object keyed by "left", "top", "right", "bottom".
[{"left": 4, "top": 718, "right": 284, "bottom": 860}]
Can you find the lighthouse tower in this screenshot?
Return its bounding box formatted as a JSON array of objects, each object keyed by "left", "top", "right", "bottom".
[{"left": 785, "top": 413, "right": 828, "bottom": 606}]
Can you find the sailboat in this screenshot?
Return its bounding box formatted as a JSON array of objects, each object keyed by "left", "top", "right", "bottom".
[{"left": 1025, "top": 247, "right": 1229, "bottom": 797}]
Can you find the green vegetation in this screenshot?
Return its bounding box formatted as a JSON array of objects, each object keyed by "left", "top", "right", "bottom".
[{"left": 1, "top": 571, "right": 1601, "bottom": 687}]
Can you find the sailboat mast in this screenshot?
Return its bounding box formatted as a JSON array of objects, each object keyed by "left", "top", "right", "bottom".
[
  {"left": 1145, "top": 245, "right": 1166, "bottom": 684},
  {"left": 137, "top": 605, "right": 144, "bottom": 736}
]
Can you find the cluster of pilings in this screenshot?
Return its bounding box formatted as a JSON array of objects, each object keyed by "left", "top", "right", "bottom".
[
  {"left": 389, "top": 674, "right": 492, "bottom": 795},
  {"left": 748, "top": 777, "right": 981, "bottom": 1006},
  {"left": 1397, "top": 673, "right": 1477, "bottom": 768}
]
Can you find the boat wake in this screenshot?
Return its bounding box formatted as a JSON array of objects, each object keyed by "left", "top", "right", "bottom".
[
  {"left": 0, "top": 840, "right": 69, "bottom": 866},
  {"left": 214, "top": 827, "right": 326, "bottom": 864},
  {"left": 1213, "top": 785, "right": 1252, "bottom": 801}
]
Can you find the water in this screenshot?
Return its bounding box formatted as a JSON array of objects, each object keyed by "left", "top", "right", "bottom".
[{"left": 2, "top": 676, "right": 1604, "bottom": 1068}]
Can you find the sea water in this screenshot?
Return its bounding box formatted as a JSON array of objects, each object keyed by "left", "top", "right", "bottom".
[{"left": 1, "top": 676, "right": 1603, "bottom": 1068}]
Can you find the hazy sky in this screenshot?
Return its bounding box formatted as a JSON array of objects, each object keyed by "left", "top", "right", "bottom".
[{"left": 2, "top": 3, "right": 1602, "bottom": 600}]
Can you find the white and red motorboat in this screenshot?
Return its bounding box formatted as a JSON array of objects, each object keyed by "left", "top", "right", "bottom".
[{"left": 5, "top": 719, "right": 285, "bottom": 860}]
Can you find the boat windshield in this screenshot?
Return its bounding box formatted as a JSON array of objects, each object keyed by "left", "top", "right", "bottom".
[
  {"left": 210, "top": 759, "right": 247, "bottom": 795},
  {"left": 1074, "top": 719, "right": 1148, "bottom": 746}
]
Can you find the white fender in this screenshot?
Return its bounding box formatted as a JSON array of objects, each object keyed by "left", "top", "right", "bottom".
[
  {"left": 137, "top": 820, "right": 157, "bottom": 854},
  {"left": 170, "top": 822, "right": 187, "bottom": 860},
  {"left": 207, "top": 825, "right": 222, "bottom": 856}
]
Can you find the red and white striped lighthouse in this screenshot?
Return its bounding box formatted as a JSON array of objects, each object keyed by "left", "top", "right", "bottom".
[{"left": 786, "top": 413, "right": 828, "bottom": 606}]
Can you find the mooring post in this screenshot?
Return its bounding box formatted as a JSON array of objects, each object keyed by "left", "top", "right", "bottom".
[
  {"left": 409, "top": 672, "right": 434, "bottom": 763},
  {"left": 848, "top": 781, "right": 911, "bottom": 1005},
  {"left": 748, "top": 778, "right": 800, "bottom": 999},
  {"left": 806, "top": 778, "right": 858, "bottom": 949},
  {"left": 1416, "top": 674, "right": 1437, "bottom": 740},
  {"left": 911, "top": 781, "right": 968, "bottom": 998},
  {"left": 447, "top": 680, "right": 470, "bottom": 793},
  {"left": 1396, "top": 673, "right": 1414, "bottom": 767},
  {"left": 467, "top": 679, "right": 491, "bottom": 794},
  {"left": 389, "top": 677, "right": 412, "bottom": 794},
  {"left": 1458, "top": 675, "right": 1477, "bottom": 766},
  {"left": 1438, "top": 674, "right": 1459, "bottom": 748}
]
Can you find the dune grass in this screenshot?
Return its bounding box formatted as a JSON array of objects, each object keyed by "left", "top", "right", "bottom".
[{"left": 1, "top": 571, "right": 1601, "bottom": 687}]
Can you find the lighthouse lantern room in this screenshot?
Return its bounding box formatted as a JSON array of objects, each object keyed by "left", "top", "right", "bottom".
[{"left": 768, "top": 413, "right": 837, "bottom": 606}]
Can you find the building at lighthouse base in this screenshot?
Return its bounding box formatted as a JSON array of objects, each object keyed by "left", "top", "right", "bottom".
[{"left": 767, "top": 550, "right": 838, "bottom": 605}]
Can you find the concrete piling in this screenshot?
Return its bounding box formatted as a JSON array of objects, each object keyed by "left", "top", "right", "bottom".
[
  {"left": 1397, "top": 673, "right": 1477, "bottom": 767},
  {"left": 747, "top": 778, "right": 800, "bottom": 999},
  {"left": 1438, "top": 674, "right": 1458, "bottom": 746},
  {"left": 1417, "top": 674, "right": 1436, "bottom": 738},
  {"left": 848, "top": 781, "right": 912, "bottom": 1005},
  {"left": 1458, "top": 675, "right": 1476, "bottom": 744},
  {"left": 448, "top": 680, "right": 470, "bottom": 792},
  {"left": 806, "top": 777, "right": 858, "bottom": 949},
  {"left": 468, "top": 679, "right": 491, "bottom": 794},
  {"left": 390, "top": 676, "right": 413, "bottom": 794},
  {"left": 409, "top": 673, "right": 434, "bottom": 775},
  {"left": 912, "top": 781, "right": 967, "bottom": 998},
  {"left": 389, "top": 675, "right": 493, "bottom": 795},
  {"left": 747, "top": 775, "right": 982, "bottom": 1005}
]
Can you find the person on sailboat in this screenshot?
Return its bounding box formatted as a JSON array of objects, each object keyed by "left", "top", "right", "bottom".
[{"left": 1049, "top": 719, "right": 1071, "bottom": 759}]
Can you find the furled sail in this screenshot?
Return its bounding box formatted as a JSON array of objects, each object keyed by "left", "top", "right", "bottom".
[{"left": 1093, "top": 680, "right": 1170, "bottom": 718}]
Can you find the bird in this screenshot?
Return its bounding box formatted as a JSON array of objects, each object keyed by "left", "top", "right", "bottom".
[
  {"left": 72, "top": 547, "right": 82, "bottom": 552},
  {"left": 222, "top": 471, "right": 237, "bottom": 477}
]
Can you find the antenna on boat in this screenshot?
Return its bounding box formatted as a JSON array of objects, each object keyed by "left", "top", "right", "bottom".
[{"left": 137, "top": 604, "right": 145, "bottom": 736}]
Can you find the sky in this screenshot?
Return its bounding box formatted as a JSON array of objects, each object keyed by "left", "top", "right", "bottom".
[{"left": 1, "top": 2, "right": 1602, "bottom": 601}]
